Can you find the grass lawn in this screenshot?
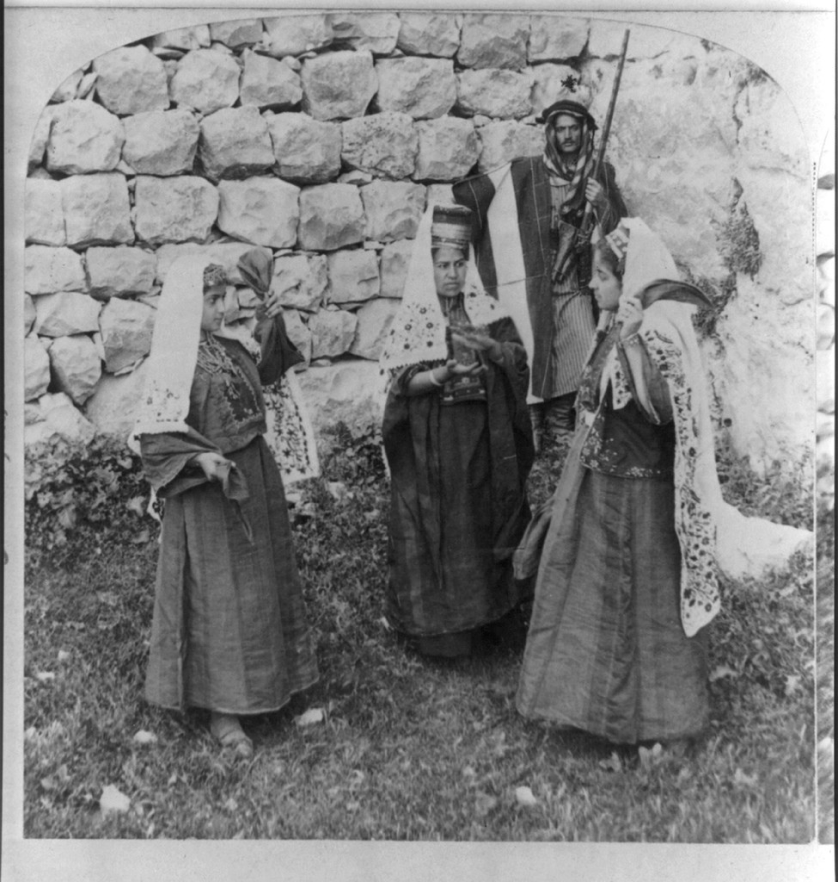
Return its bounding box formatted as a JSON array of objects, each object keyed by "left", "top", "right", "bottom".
[{"left": 23, "top": 433, "right": 824, "bottom": 841}]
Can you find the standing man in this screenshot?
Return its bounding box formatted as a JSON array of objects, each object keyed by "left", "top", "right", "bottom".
[{"left": 453, "top": 95, "right": 627, "bottom": 455}]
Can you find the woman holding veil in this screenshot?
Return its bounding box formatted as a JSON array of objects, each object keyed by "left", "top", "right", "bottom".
[{"left": 379, "top": 204, "right": 535, "bottom": 658}]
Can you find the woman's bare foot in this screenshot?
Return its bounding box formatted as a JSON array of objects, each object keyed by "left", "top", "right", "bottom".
[{"left": 210, "top": 712, "right": 253, "bottom": 759}]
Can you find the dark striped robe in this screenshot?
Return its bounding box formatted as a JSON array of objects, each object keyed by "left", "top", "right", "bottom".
[{"left": 453, "top": 156, "right": 626, "bottom": 402}]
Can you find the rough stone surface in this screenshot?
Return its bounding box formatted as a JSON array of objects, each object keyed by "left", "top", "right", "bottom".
[
  {"left": 29, "top": 107, "right": 55, "bottom": 170},
  {"left": 25, "top": 245, "right": 87, "bottom": 295},
  {"left": 262, "top": 14, "right": 332, "bottom": 57},
  {"left": 266, "top": 113, "right": 342, "bottom": 184},
  {"left": 25, "top": 336, "right": 51, "bottom": 401},
  {"left": 150, "top": 26, "right": 210, "bottom": 53},
  {"left": 457, "top": 14, "right": 530, "bottom": 70},
  {"left": 61, "top": 173, "right": 134, "bottom": 248},
  {"left": 48, "top": 334, "right": 103, "bottom": 405},
  {"left": 199, "top": 106, "right": 275, "bottom": 180},
  {"left": 25, "top": 397, "right": 97, "bottom": 446},
  {"left": 34, "top": 292, "right": 102, "bottom": 337},
  {"left": 309, "top": 307, "right": 358, "bottom": 359},
  {"left": 477, "top": 121, "right": 544, "bottom": 172},
  {"left": 170, "top": 49, "right": 241, "bottom": 114},
  {"left": 282, "top": 308, "right": 313, "bottom": 363},
  {"left": 51, "top": 69, "right": 84, "bottom": 103},
  {"left": 375, "top": 57, "right": 457, "bottom": 120},
  {"left": 531, "top": 63, "right": 591, "bottom": 117},
  {"left": 25, "top": 179, "right": 66, "bottom": 246},
  {"left": 46, "top": 100, "right": 124, "bottom": 175},
  {"left": 25, "top": 294, "right": 37, "bottom": 335},
  {"left": 298, "top": 184, "right": 365, "bottom": 251},
  {"left": 122, "top": 109, "right": 199, "bottom": 176},
  {"left": 297, "top": 359, "right": 384, "bottom": 438},
  {"left": 134, "top": 175, "right": 219, "bottom": 245},
  {"left": 349, "top": 297, "right": 401, "bottom": 360},
  {"left": 93, "top": 45, "right": 170, "bottom": 115},
  {"left": 361, "top": 180, "right": 424, "bottom": 243},
  {"left": 415, "top": 117, "right": 481, "bottom": 181},
  {"left": 326, "top": 250, "right": 380, "bottom": 304},
  {"left": 210, "top": 19, "right": 264, "bottom": 49},
  {"left": 84, "top": 359, "right": 149, "bottom": 435},
  {"left": 300, "top": 50, "right": 377, "bottom": 121},
  {"left": 86, "top": 247, "right": 157, "bottom": 299},
  {"left": 271, "top": 253, "right": 328, "bottom": 312},
  {"left": 154, "top": 242, "right": 271, "bottom": 284},
  {"left": 99, "top": 298, "right": 156, "bottom": 373},
  {"left": 457, "top": 69, "right": 533, "bottom": 119},
  {"left": 326, "top": 12, "right": 400, "bottom": 55},
  {"left": 342, "top": 113, "right": 418, "bottom": 179},
  {"left": 240, "top": 49, "right": 302, "bottom": 108},
  {"left": 528, "top": 16, "right": 588, "bottom": 62},
  {"left": 217, "top": 177, "right": 300, "bottom": 248},
  {"left": 397, "top": 12, "right": 461, "bottom": 58},
  {"left": 379, "top": 239, "right": 414, "bottom": 298}
]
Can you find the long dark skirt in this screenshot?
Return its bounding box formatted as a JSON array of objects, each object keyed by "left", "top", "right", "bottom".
[
  {"left": 145, "top": 436, "right": 318, "bottom": 714},
  {"left": 516, "top": 465, "right": 709, "bottom": 744},
  {"left": 387, "top": 401, "right": 521, "bottom": 653}
]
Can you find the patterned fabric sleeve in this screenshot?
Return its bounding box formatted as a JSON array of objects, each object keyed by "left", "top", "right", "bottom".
[{"left": 616, "top": 332, "right": 674, "bottom": 425}]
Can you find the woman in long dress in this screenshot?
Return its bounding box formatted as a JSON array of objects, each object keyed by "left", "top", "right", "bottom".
[
  {"left": 133, "top": 254, "right": 318, "bottom": 757},
  {"left": 379, "top": 204, "right": 535, "bottom": 658},
  {"left": 516, "top": 219, "right": 718, "bottom": 744}
]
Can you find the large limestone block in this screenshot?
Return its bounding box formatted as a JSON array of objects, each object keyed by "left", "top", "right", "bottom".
[
  {"left": 240, "top": 50, "right": 302, "bottom": 109},
  {"left": 477, "top": 121, "right": 544, "bottom": 173},
  {"left": 457, "top": 69, "right": 533, "bottom": 119},
  {"left": 210, "top": 19, "right": 264, "bottom": 50},
  {"left": 134, "top": 175, "right": 218, "bottom": 245},
  {"left": 528, "top": 16, "right": 588, "bottom": 62},
  {"left": 34, "top": 291, "right": 102, "bottom": 337},
  {"left": 61, "top": 173, "right": 134, "bottom": 248},
  {"left": 50, "top": 69, "right": 84, "bottom": 103},
  {"left": 397, "top": 12, "right": 461, "bottom": 58},
  {"left": 84, "top": 358, "right": 149, "bottom": 435},
  {"left": 154, "top": 242, "right": 271, "bottom": 284},
  {"left": 29, "top": 107, "right": 56, "bottom": 171},
  {"left": 262, "top": 14, "right": 332, "bottom": 57},
  {"left": 282, "top": 309, "right": 313, "bottom": 363},
  {"left": 26, "top": 178, "right": 66, "bottom": 246},
  {"left": 25, "top": 245, "right": 86, "bottom": 295},
  {"left": 48, "top": 334, "right": 103, "bottom": 405},
  {"left": 122, "top": 109, "right": 199, "bottom": 176},
  {"left": 376, "top": 57, "right": 457, "bottom": 120},
  {"left": 309, "top": 307, "right": 358, "bottom": 359},
  {"left": 198, "top": 106, "right": 275, "bottom": 180},
  {"left": 380, "top": 239, "right": 413, "bottom": 298},
  {"left": 415, "top": 117, "right": 481, "bottom": 181},
  {"left": 342, "top": 113, "right": 418, "bottom": 180},
  {"left": 531, "top": 63, "right": 590, "bottom": 117},
  {"left": 458, "top": 14, "right": 530, "bottom": 70},
  {"left": 150, "top": 26, "right": 210, "bottom": 53},
  {"left": 326, "top": 12, "right": 400, "bottom": 55},
  {"left": 25, "top": 336, "right": 51, "bottom": 401},
  {"left": 266, "top": 113, "right": 341, "bottom": 184},
  {"left": 46, "top": 100, "right": 124, "bottom": 175},
  {"left": 361, "top": 180, "right": 425, "bottom": 243},
  {"left": 98, "top": 298, "right": 156, "bottom": 373},
  {"left": 350, "top": 297, "right": 401, "bottom": 360},
  {"left": 217, "top": 177, "right": 300, "bottom": 248},
  {"left": 272, "top": 253, "right": 328, "bottom": 312},
  {"left": 25, "top": 397, "right": 97, "bottom": 446},
  {"left": 297, "top": 359, "right": 384, "bottom": 437},
  {"left": 298, "top": 184, "right": 365, "bottom": 251},
  {"left": 327, "top": 250, "right": 380, "bottom": 304},
  {"left": 170, "top": 49, "right": 241, "bottom": 114},
  {"left": 86, "top": 246, "right": 156, "bottom": 299},
  {"left": 25, "top": 294, "right": 37, "bottom": 335},
  {"left": 301, "top": 50, "right": 377, "bottom": 121},
  {"left": 93, "top": 45, "right": 169, "bottom": 115},
  {"left": 587, "top": 19, "right": 680, "bottom": 60}
]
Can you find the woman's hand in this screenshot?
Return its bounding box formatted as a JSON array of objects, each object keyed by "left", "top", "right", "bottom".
[
  {"left": 617, "top": 298, "right": 644, "bottom": 339},
  {"left": 263, "top": 290, "right": 282, "bottom": 319},
  {"left": 450, "top": 330, "right": 503, "bottom": 362},
  {"left": 194, "top": 452, "right": 235, "bottom": 482},
  {"left": 442, "top": 357, "right": 484, "bottom": 378}
]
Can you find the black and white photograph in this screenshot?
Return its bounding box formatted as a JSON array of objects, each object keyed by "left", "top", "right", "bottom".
[{"left": 4, "top": 3, "right": 834, "bottom": 880}]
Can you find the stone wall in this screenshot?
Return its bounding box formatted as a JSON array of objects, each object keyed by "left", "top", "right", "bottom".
[{"left": 23, "top": 12, "right": 817, "bottom": 470}]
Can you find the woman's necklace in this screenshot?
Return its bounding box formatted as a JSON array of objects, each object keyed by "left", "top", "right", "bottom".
[{"left": 197, "top": 334, "right": 236, "bottom": 375}]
